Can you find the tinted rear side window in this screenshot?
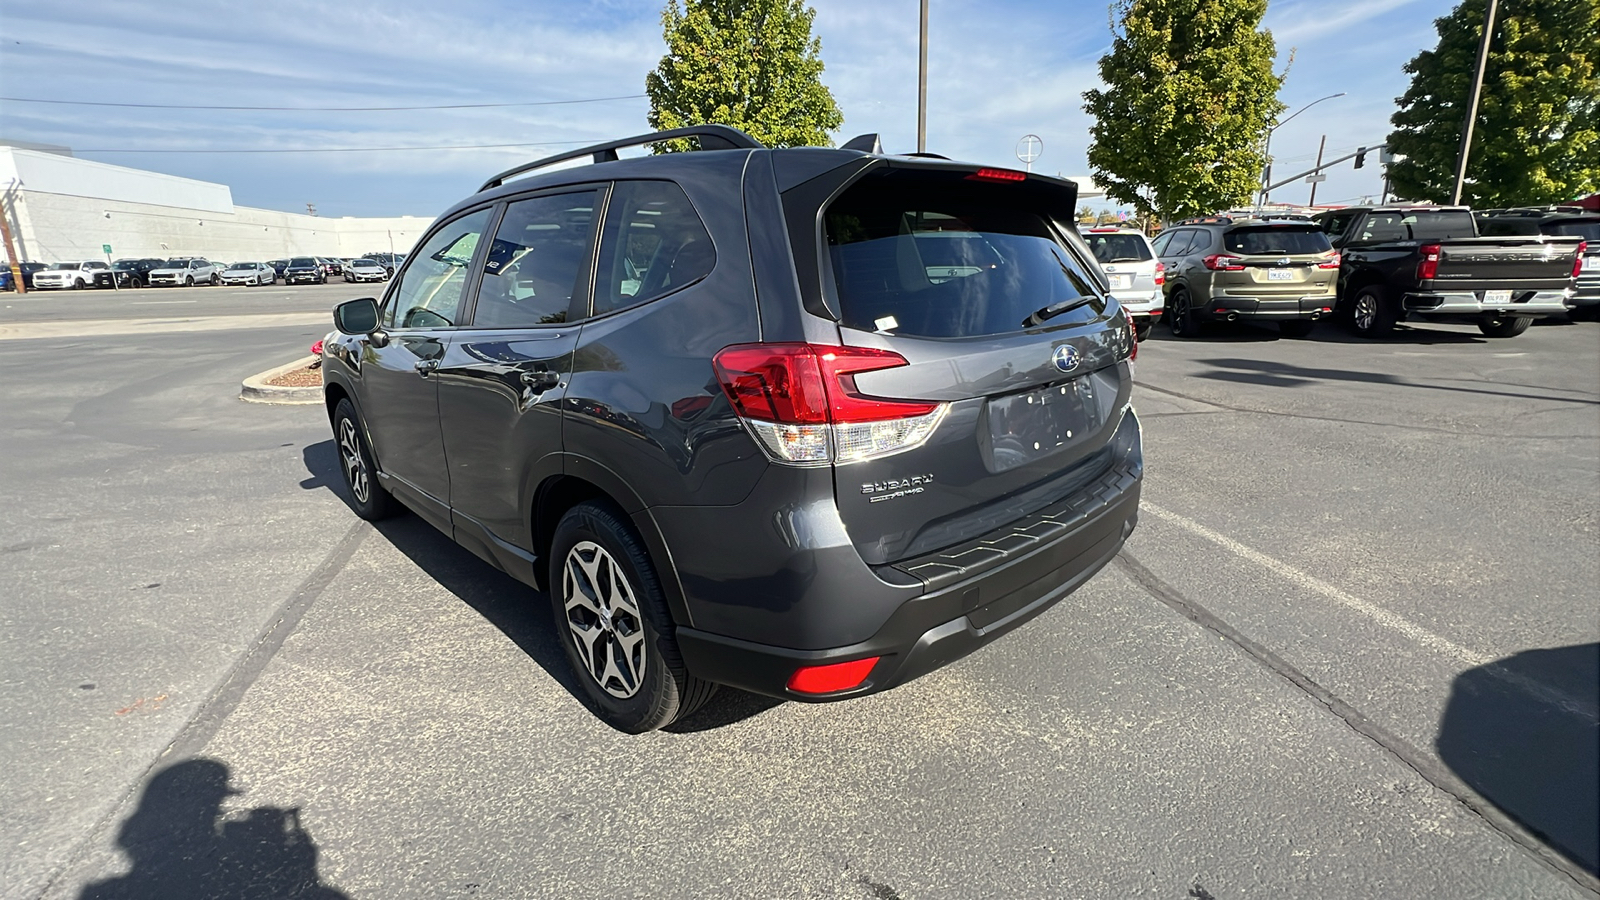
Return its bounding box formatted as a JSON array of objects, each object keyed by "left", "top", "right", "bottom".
[
  {"left": 825, "top": 176, "right": 1103, "bottom": 338},
  {"left": 1081, "top": 233, "right": 1152, "bottom": 263},
  {"left": 1224, "top": 227, "right": 1333, "bottom": 255},
  {"left": 1356, "top": 211, "right": 1477, "bottom": 241},
  {"left": 593, "top": 180, "right": 714, "bottom": 316}
]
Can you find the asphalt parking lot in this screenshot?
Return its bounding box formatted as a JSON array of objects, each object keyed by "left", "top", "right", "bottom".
[{"left": 2, "top": 289, "right": 1596, "bottom": 899}]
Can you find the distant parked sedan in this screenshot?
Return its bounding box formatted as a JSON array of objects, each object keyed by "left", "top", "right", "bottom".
[
  {"left": 343, "top": 258, "right": 388, "bottom": 283},
  {"left": 317, "top": 257, "right": 342, "bottom": 277},
  {"left": 221, "top": 262, "right": 276, "bottom": 286},
  {"left": 283, "top": 256, "right": 326, "bottom": 285}
]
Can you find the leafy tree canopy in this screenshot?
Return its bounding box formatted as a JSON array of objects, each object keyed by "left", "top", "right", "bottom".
[
  {"left": 646, "top": 0, "right": 843, "bottom": 150},
  {"left": 1083, "top": 0, "right": 1285, "bottom": 222},
  {"left": 1387, "top": 0, "right": 1600, "bottom": 206}
]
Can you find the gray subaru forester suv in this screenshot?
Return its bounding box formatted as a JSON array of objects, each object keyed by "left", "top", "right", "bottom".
[{"left": 322, "top": 126, "right": 1144, "bottom": 732}]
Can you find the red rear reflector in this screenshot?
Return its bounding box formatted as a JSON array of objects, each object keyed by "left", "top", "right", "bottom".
[
  {"left": 965, "top": 167, "right": 1027, "bottom": 183},
  {"left": 788, "top": 657, "right": 880, "bottom": 694},
  {"left": 1417, "top": 244, "right": 1442, "bottom": 280},
  {"left": 1575, "top": 241, "right": 1588, "bottom": 279}
]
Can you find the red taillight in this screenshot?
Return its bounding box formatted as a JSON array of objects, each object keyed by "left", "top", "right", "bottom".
[
  {"left": 712, "top": 343, "right": 936, "bottom": 424},
  {"left": 1202, "top": 254, "right": 1246, "bottom": 271},
  {"left": 1127, "top": 318, "right": 1138, "bottom": 360},
  {"left": 713, "top": 344, "right": 945, "bottom": 464},
  {"left": 1417, "top": 244, "right": 1442, "bottom": 280},
  {"left": 1317, "top": 252, "right": 1341, "bottom": 270},
  {"left": 965, "top": 167, "right": 1027, "bottom": 183},
  {"left": 787, "top": 657, "right": 880, "bottom": 694},
  {"left": 1154, "top": 261, "right": 1166, "bottom": 286},
  {"left": 1574, "top": 241, "right": 1588, "bottom": 279}
]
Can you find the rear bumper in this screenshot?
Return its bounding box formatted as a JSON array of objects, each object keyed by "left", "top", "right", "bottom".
[
  {"left": 1403, "top": 289, "right": 1572, "bottom": 316},
  {"left": 675, "top": 411, "right": 1143, "bottom": 701},
  {"left": 1200, "top": 293, "right": 1336, "bottom": 320}
]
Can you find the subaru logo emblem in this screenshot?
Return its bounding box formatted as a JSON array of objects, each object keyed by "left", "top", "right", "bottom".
[
  {"left": 1052, "top": 344, "right": 1080, "bottom": 373},
  {"left": 1278, "top": 257, "right": 1291, "bottom": 266}
]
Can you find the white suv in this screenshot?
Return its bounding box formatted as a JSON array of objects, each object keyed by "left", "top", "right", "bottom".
[
  {"left": 1080, "top": 227, "right": 1164, "bottom": 340},
  {"left": 31, "top": 261, "right": 110, "bottom": 290}
]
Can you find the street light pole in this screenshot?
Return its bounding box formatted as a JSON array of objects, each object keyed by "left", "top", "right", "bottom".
[
  {"left": 1260, "top": 91, "right": 1345, "bottom": 206},
  {"left": 1451, "top": 0, "right": 1498, "bottom": 205},
  {"left": 917, "top": 0, "right": 928, "bottom": 154}
]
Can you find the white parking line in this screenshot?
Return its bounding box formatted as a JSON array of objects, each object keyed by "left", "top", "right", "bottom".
[
  {"left": 1143, "top": 502, "right": 1598, "bottom": 721},
  {"left": 0, "top": 311, "right": 329, "bottom": 340}
]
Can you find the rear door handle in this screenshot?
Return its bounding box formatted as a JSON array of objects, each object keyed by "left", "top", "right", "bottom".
[
  {"left": 415, "top": 359, "right": 439, "bottom": 377},
  {"left": 520, "top": 370, "right": 561, "bottom": 393}
]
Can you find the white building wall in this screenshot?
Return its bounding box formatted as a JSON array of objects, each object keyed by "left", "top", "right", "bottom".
[{"left": 0, "top": 146, "right": 432, "bottom": 264}]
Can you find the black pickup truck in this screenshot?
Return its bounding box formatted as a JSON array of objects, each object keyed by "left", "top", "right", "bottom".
[{"left": 1312, "top": 206, "right": 1584, "bottom": 338}]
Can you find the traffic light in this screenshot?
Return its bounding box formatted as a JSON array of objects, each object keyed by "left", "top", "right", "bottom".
[{"left": 1354, "top": 147, "right": 1368, "bottom": 169}]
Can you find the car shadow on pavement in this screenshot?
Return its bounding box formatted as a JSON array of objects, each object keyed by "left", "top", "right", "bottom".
[
  {"left": 78, "top": 758, "right": 347, "bottom": 900},
  {"left": 1190, "top": 358, "right": 1600, "bottom": 405},
  {"left": 300, "top": 440, "right": 782, "bottom": 731},
  {"left": 1436, "top": 643, "right": 1599, "bottom": 876}
]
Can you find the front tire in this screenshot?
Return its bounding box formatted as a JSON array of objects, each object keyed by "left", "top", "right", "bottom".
[
  {"left": 184, "top": 275, "right": 194, "bottom": 287},
  {"left": 549, "top": 501, "right": 715, "bottom": 733},
  {"left": 1350, "top": 286, "right": 1396, "bottom": 338},
  {"left": 333, "top": 399, "right": 394, "bottom": 521},
  {"left": 1478, "top": 315, "right": 1532, "bottom": 338}
]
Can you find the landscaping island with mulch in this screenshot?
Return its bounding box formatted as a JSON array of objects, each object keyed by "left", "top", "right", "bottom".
[{"left": 265, "top": 362, "right": 322, "bottom": 388}]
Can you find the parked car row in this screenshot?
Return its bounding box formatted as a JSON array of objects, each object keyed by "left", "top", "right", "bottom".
[
  {"left": 1096, "top": 204, "right": 1594, "bottom": 341},
  {"left": 3, "top": 252, "right": 408, "bottom": 290}
]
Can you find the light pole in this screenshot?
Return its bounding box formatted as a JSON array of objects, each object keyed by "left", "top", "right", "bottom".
[
  {"left": 1260, "top": 92, "right": 1345, "bottom": 206},
  {"left": 917, "top": 0, "right": 928, "bottom": 154}
]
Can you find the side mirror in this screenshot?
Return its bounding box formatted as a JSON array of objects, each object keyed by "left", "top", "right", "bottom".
[{"left": 333, "top": 297, "right": 380, "bottom": 335}]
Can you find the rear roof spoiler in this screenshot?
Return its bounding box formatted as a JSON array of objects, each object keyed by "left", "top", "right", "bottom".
[{"left": 478, "top": 124, "right": 763, "bottom": 193}]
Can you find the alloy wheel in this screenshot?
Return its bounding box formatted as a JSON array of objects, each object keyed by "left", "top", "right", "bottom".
[
  {"left": 562, "top": 541, "right": 647, "bottom": 699},
  {"left": 337, "top": 418, "right": 370, "bottom": 504},
  {"left": 1354, "top": 293, "right": 1377, "bottom": 332}
]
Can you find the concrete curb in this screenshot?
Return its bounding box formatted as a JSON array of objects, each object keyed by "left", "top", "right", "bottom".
[{"left": 241, "top": 355, "right": 322, "bottom": 405}]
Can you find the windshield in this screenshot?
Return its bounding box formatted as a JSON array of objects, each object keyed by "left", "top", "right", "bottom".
[
  {"left": 825, "top": 174, "right": 1104, "bottom": 338},
  {"left": 229, "top": 263, "right": 258, "bottom": 270},
  {"left": 164, "top": 259, "right": 190, "bottom": 267},
  {"left": 1225, "top": 226, "right": 1334, "bottom": 255},
  {"left": 1081, "top": 232, "right": 1152, "bottom": 263},
  {"left": 353, "top": 259, "right": 378, "bottom": 266},
  {"left": 1549, "top": 219, "right": 1600, "bottom": 241},
  {"left": 289, "top": 257, "right": 316, "bottom": 266},
  {"left": 51, "top": 263, "right": 76, "bottom": 270}
]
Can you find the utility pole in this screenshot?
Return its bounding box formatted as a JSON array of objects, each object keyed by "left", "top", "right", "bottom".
[
  {"left": 917, "top": 0, "right": 928, "bottom": 153},
  {"left": 0, "top": 180, "right": 25, "bottom": 294},
  {"left": 1451, "top": 0, "right": 1497, "bottom": 205},
  {"left": 1308, "top": 135, "right": 1327, "bottom": 207}
]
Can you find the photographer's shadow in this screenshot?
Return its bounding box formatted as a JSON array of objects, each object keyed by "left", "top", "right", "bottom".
[{"left": 81, "top": 758, "right": 346, "bottom": 900}]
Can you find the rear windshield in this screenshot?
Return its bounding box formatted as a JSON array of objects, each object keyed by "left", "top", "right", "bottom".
[
  {"left": 1081, "top": 232, "right": 1152, "bottom": 263},
  {"left": 825, "top": 176, "right": 1103, "bottom": 338},
  {"left": 1549, "top": 219, "right": 1600, "bottom": 241},
  {"left": 1224, "top": 226, "right": 1333, "bottom": 255},
  {"left": 1355, "top": 210, "right": 1478, "bottom": 242},
  {"left": 1477, "top": 217, "right": 1542, "bottom": 237}
]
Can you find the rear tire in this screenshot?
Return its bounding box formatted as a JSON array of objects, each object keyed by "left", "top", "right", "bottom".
[
  {"left": 1279, "top": 320, "right": 1315, "bottom": 338},
  {"left": 333, "top": 399, "right": 395, "bottom": 521},
  {"left": 1350, "top": 286, "right": 1396, "bottom": 338},
  {"left": 209, "top": 273, "right": 220, "bottom": 285},
  {"left": 549, "top": 501, "right": 715, "bottom": 733},
  {"left": 1478, "top": 315, "right": 1532, "bottom": 338},
  {"left": 1133, "top": 319, "right": 1152, "bottom": 342},
  {"left": 1168, "top": 289, "right": 1201, "bottom": 337}
]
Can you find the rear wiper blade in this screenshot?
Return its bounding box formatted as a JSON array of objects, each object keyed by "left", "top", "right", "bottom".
[{"left": 1024, "top": 295, "right": 1096, "bottom": 327}]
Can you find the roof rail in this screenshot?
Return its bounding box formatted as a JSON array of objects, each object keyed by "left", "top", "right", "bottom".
[
  {"left": 1172, "top": 215, "right": 1232, "bottom": 226},
  {"left": 478, "top": 124, "right": 763, "bottom": 192}
]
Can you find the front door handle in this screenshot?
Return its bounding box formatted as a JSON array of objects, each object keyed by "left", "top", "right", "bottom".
[
  {"left": 415, "top": 359, "right": 439, "bottom": 377},
  {"left": 520, "top": 369, "right": 561, "bottom": 393}
]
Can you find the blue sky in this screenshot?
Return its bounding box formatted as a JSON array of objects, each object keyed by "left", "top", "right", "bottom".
[{"left": 0, "top": 0, "right": 1448, "bottom": 218}]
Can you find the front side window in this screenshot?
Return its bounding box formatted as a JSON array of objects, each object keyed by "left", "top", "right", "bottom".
[
  {"left": 384, "top": 207, "right": 492, "bottom": 329},
  {"left": 471, "top": 190, "right": 599, "bottom": 328},
  {"left": 593, "top": 180, "right": 715, "bottom": 316},
  {"left": 825, "top": 174, "right": 1104, "bottom": 338}
]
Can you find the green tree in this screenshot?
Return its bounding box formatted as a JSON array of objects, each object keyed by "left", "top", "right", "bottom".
[
  {"left": 1387, "top": 0, "right": 1599, "bottom": 206},
  {"left": 1082, "top": 0, "right": 1285, "bottom": 222},
  {"left": 646, "top": 0, "right": 843, "bottom": 150}
]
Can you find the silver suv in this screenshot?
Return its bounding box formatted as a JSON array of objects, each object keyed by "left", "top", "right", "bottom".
[
  {"left": 1152, "top": 215, "right": 1339, "bottom": 337},
  {"left": 1080, "top": 227, "right": 1163, "bottom": 340}
]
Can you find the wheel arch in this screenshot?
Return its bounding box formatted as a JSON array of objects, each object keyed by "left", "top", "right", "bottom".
[{"left": 532, "top": 466, "right": 692, "bottom": 628}]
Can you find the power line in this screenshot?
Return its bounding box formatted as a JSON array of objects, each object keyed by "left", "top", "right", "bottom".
[
  {"left": 74, "top": 140, "right": 604, "bottom": 154},
  {"left": 0, "top": 94, "right": 647, "bottom": 112}
]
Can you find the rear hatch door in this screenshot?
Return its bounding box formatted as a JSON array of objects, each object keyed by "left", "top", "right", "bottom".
[
  {"left": 1432, "top": 237, "right": 1584, "bottom": 292},
  {"left": 1217, "top": 224, "right": 1338, "bottom": 295},
  {"left": 804, "top": 165, "right": 1135, "bottom": 566}
]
